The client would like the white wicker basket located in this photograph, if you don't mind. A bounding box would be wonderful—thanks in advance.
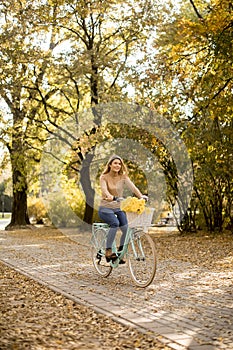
[126,208,155,228]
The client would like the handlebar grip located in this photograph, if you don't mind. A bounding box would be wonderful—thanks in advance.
[113,197,124,202]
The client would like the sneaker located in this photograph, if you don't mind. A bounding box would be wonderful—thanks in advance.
[119,259,126,264]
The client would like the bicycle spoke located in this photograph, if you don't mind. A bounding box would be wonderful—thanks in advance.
[91,227,112,277]
[128,232,157,287]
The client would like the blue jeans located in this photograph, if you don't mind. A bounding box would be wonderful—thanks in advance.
[98,207,128,249]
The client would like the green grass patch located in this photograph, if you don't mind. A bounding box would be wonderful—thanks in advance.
[0,212,11,220]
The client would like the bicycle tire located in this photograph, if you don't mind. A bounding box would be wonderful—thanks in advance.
[91,227,112,277]
[128,231,157,287]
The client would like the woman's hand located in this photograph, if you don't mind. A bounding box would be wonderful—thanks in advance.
[140,195,148,202]
[105,195,114,202]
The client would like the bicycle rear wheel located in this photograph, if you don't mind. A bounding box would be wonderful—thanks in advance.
[91,227,112,277]
[128,231,156,287]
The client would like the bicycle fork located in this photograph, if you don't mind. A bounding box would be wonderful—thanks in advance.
[130,235,146,261]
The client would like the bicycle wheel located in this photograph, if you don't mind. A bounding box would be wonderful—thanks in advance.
[128,231,157,287]
[91,227,112,277]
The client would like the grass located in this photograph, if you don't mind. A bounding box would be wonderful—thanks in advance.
[0,212,11,220]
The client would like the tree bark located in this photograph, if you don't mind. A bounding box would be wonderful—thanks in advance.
[6,138,30,230]
[80,152,95,225]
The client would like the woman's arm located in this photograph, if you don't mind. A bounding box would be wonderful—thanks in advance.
[124,176,144,199]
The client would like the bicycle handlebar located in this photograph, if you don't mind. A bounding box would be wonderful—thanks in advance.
[113,196,148,202]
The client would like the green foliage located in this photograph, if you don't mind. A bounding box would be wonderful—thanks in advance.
[46,190,85,228]
[0,182,5,195]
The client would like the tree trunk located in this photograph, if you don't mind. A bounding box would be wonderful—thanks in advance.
[78,59,100,225]
[6,180,29,229]
[80,153,95,225]
[6,139,30,230]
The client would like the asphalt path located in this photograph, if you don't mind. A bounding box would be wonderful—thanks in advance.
[0,216,11,230]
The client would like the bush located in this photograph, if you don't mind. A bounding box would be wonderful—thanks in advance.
[46,192,85,227]
[1,195,12,212]
[28,197,48,224]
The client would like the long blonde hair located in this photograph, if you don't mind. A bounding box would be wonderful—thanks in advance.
[102,155,128,175]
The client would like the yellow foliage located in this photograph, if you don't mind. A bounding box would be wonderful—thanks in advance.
[120,196,146,214]
[28,197,48,223]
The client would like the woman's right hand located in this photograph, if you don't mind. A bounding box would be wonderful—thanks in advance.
[105,195,114,202]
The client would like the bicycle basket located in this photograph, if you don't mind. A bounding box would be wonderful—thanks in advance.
[126,208,155,228]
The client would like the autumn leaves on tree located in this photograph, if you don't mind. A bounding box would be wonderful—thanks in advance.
[0,0,232,232]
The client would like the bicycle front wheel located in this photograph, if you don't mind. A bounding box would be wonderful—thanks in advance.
[128,231,157,287]
[91,228,112,278]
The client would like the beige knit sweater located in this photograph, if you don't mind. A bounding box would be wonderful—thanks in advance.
[99,173,143,209]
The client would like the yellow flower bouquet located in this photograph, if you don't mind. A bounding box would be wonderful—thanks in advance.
[120,196,146,214]
[121,197,154,228]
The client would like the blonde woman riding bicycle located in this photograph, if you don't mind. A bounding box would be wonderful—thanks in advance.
[98,155,148,263]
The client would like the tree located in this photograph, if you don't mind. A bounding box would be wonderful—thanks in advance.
[0,0,158,228]
[33,0,157,225]
[0,0,70,228]
[140,0,233,231]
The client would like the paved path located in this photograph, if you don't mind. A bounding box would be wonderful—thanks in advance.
[0,228,232,350]
[0,216,11,230]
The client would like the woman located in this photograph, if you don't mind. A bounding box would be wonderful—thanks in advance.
[98,155,147,262]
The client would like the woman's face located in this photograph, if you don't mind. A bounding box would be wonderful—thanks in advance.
[109,159,122,173]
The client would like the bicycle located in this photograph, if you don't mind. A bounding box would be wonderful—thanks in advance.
[91,207,157,288]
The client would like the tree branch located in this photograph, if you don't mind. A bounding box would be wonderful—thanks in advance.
[189,0,203,20]
[191,77,232,121]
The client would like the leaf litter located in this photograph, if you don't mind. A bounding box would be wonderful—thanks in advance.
[0,226,232,349]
